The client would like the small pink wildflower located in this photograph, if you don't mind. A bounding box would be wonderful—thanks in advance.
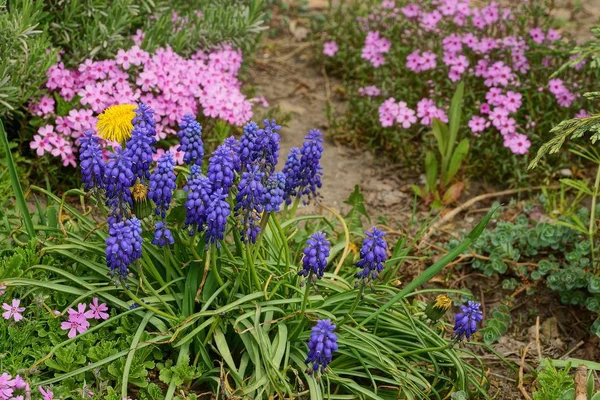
[575,109,589,119]
[505,133,531,155]
[529,28,545,44]
[61,318,90,339]
[40,386,54,400]
[358,86,381,97]
[2,299,25,322]
[468,116,487,135]
[323,41,339,57]
[85,298,109,320]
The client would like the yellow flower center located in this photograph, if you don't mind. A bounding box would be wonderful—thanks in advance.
[132,183,149,202]
[434,295,452,310]
[96,104,136,143]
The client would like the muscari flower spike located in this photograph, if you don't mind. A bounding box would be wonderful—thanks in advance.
[355,227,387,284]
[239,120,280,174]
[264,172,286,212]
[453,300,483,340]
[235,165,266,243]
[184,165,213,235]
[207,137,240,193]
[206,188,230,245]
[125,103,156,181]
[79,130,105,190]
[104,148,135,217]
[177,114,204,166]
[283,129,324,205]
[105,217,142,279]
[306,319,338,375]
[152,221,174,247]
[148,152,176,218]
[97,104,136,143]
[298,232,330,281]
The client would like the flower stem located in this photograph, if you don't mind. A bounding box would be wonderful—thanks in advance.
[338,288,362,326]
[291,282,311,339]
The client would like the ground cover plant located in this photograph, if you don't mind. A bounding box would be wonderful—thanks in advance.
[0,103,497,399]
[318,0,599,184]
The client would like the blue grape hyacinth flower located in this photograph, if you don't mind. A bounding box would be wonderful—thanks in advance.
[306,319,338,375]
[235,165,266,243]
[207,137,240,193]
[453,301,483,340]
[239,119,280,174]
[79,130,105,190]
[282,130,324,205]
[104,148,135,216]
[298,232,330,281]
[148,152,176,218]
[105,217,142,278]
[125,103,156,181]
[177,114,204,166]
[152,221,174,247]
[355,227,387,284]
[264,172,286,212]
[206,188,230,244]
[184,165,212,235]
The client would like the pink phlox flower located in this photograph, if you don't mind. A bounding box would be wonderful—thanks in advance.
[40,386,54,400]
[575,109,589,119]
[505,133,531,155]
[468,115,487,136]
[2,299,25,322]
[68,303,89,322]
[400,4,420,18]
[395,101,417,128]
[85,298,109,320]
[61,317,90,339]
[323,41,339,57]
[529,28,545,44]
[358,86,381,97]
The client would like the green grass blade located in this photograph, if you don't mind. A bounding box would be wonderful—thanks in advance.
[122,311,154,397]
[0,119,35,238]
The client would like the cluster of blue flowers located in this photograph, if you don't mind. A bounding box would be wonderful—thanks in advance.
[453,301,483,340]
[305,319,338,375]
[79,130,105,191]
[79,103,326,278]
[355,227,388,284]
[282,129,324,205]
[298,232,331,281]
[126,103,156,181]
[105,217,142,278]
[177,114,204,166]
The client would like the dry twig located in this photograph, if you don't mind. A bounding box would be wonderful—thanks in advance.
[535,316,542,361]
[575,364,588,400]
[518,344,533,400]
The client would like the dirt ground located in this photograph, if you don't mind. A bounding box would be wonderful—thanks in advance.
[248,0,600,398]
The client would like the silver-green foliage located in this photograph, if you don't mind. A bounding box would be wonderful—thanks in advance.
[0,0,58,118]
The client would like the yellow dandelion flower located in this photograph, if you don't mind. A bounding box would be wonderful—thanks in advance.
[96,104,136,143]
[434,295,452,310]
[131,183,149,202]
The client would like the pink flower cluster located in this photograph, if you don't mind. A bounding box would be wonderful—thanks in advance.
[361,31,391,68]
[379,97,448,128]
[334,0,587,156]
[406,50,437,73]
[548,78,576,107]
[0,373,30,400]
[358,86,381,97]
[60,298,109,339]
[468,88,530,154]
[30,40,255,166]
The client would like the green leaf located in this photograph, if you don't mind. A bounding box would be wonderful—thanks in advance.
[425,151,438,194]
[0,119,35,238]
[122,312,154,397]
[448,82,465,157]
[446,138,469,185]
[432,118,447,156]
[560,178,594,195]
